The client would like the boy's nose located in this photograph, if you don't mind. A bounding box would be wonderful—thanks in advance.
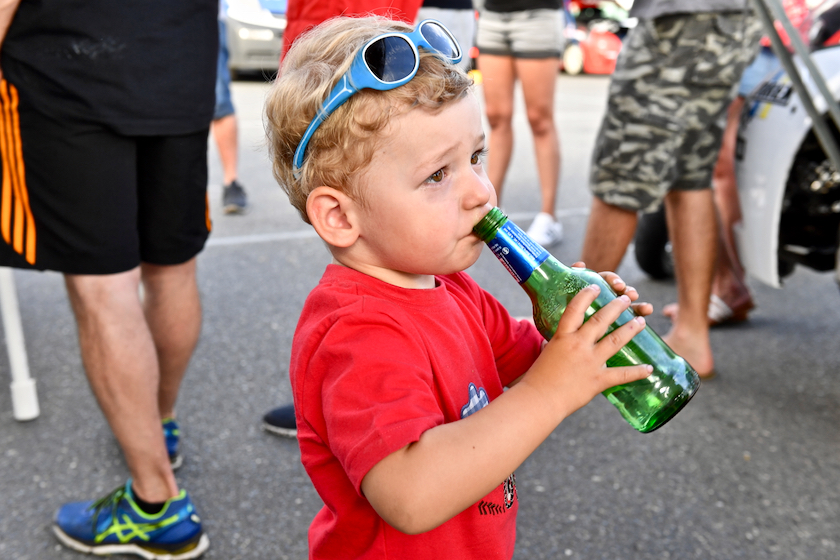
[464,171,495,209]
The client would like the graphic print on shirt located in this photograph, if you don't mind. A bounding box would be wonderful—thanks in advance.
[460,382,490,419]
[503,473,517,509]
[461,383,517,515]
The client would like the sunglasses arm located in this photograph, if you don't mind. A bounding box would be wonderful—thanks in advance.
[292,75,359,179]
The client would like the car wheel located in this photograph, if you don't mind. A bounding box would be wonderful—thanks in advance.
[634,204,674,280]
[563,43,584,75]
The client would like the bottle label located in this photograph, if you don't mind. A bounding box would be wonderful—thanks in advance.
[487,221,550,283]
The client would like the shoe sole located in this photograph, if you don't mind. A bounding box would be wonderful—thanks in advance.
[261,421,297,439]
[53,525,209,559]
[223,204,248,214]
[170,453,183,471]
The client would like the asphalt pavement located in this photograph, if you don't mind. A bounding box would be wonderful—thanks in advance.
[1,74,839,560]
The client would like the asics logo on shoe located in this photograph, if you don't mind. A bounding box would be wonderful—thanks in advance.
[95,512,181,543]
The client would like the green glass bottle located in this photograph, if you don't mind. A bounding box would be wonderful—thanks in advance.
[474,207,700,433]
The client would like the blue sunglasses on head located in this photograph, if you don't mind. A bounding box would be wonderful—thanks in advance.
[292,19,462,179]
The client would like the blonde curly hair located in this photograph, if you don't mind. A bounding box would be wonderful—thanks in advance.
[264,16,473,224]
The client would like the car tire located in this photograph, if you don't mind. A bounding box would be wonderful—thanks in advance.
[563,43,584,75]
[634,204,674,280]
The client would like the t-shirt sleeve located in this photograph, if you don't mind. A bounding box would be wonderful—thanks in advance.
[310,309,443,495]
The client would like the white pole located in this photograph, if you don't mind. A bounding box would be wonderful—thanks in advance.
[0,267,39,421]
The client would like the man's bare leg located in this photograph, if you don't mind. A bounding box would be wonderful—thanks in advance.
[662,189,716,377]
[710,97,753,309]
[64,258,201,502]
[663,97,753,324]
[141,259,202,418]
[580,196,638,273]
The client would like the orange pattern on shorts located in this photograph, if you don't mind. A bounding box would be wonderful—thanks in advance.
[0,80,36,264]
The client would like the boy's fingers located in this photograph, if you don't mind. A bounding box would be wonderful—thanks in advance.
[599,270,622,288]
[554,284,601,334]
[579,292,633,340]
[620,285,639,301]
[598,364,653,392]
[597,315,647,360]
[631,301,654,317]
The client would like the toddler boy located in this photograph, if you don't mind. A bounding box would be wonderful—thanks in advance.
[265,15,652,559]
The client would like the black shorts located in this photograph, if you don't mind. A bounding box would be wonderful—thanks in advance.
[0,80,211,275]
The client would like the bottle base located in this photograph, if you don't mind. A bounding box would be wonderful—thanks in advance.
[636,382,700,433]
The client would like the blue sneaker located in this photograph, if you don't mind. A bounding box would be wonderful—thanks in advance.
[53,480,209,559]
[261,403,297,438]
[162,418,183,470]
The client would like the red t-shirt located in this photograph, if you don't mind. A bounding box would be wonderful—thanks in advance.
[281,0,424,58]
[291,265,544,559]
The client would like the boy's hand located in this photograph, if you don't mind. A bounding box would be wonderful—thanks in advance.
[521,283,652,420]
[570,261,653,318]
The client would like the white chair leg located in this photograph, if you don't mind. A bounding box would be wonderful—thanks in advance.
[0,267,39,421]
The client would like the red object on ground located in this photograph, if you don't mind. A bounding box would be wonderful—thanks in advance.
[581,27,622,74]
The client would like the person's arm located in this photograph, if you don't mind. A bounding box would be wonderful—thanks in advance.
[0,0,22,81]
[361,285,652,534]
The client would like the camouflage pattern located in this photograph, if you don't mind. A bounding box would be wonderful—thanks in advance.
[590,12,764,212]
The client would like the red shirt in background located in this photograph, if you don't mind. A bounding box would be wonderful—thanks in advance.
[281,0,423,58]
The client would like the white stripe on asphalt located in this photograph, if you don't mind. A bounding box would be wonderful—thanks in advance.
[205,207,591,248]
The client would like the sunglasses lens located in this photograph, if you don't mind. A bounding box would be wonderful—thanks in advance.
[420,22,460,60]
[364,36,416,83]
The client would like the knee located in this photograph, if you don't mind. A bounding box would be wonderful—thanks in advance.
[141,259,198,294]
[485,108,513,131]
[64,269,143,320]
[526,108,555,137]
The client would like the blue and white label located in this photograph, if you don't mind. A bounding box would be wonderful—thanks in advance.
[487,221,550,284]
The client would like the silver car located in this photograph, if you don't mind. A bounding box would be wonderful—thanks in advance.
[226,0,286,78]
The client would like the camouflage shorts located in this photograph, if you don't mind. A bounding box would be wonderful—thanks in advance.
[589,11,763,212]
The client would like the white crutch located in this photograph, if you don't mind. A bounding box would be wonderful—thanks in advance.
[1,267,39,421]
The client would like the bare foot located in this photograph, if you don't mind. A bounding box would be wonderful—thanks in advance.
[662,302,679,322]
[662,293,754,327]
[662,330,715,379]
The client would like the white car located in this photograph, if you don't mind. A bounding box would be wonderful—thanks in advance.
[735,43,840,288]
[226,0,286,78]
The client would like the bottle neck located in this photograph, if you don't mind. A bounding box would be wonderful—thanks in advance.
[473,206,509,242]
[474,207,561,284]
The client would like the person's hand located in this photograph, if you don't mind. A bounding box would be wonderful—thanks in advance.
[570,260,653,317]
[520,283,652,420]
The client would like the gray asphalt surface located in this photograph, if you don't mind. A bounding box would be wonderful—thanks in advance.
[1,75,839,560]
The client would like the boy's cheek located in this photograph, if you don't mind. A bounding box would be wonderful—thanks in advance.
[464,242,484,266]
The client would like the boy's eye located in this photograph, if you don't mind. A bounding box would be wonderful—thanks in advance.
[471,148,488,165]
[426,169,445,183]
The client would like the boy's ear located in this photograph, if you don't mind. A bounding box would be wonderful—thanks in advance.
[306,186,360,248]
